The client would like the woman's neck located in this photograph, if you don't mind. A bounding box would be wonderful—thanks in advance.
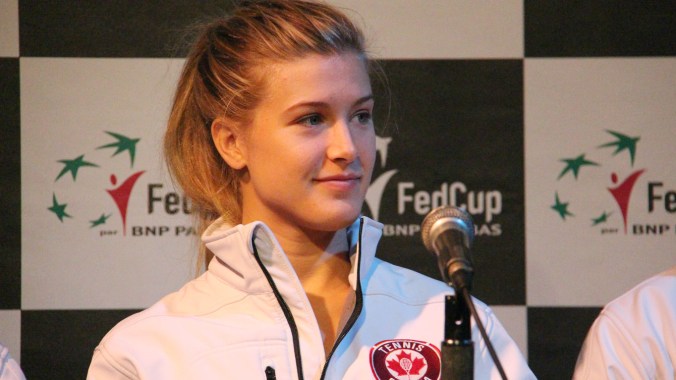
[266,225,354,355]
[280,229,349,280]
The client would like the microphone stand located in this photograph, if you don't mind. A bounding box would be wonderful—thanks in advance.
[421,206,508,380]
[441,265,508,380]
[443,292,473,380]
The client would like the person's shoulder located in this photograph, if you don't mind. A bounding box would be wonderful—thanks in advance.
[98,271,247,346]
[604,265,676,317]
[0,344,26,380]
[627,265,675,293]
[370,257,445,286]
[365,258,495,317]
[95,286,191,347]
[367,259,465,302]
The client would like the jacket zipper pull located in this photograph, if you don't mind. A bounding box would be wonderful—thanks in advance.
[265,366,277,380]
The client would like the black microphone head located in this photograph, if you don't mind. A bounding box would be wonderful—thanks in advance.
[421,206,475,253]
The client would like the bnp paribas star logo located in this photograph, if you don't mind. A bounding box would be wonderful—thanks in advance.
[552,130,643,234]
[48,131,145,236]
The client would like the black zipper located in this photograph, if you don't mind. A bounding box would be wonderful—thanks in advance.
[265,366,277,380]
[319,217,366,379]
[252,240,304,380]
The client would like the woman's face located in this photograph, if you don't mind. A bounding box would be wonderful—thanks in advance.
[234,52,376,235]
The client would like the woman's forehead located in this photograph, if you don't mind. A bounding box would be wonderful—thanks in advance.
[258,52,371,103]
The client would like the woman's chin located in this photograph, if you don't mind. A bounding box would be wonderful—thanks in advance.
[308,209,361,232]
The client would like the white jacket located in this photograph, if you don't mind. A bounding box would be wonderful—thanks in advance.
[573,266,676,379]
[88,217,534,379]
[0,344,25,380]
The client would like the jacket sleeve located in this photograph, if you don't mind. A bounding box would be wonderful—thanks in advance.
[0,345,26,380]
[87,346,138,380]
[572,311,650,380]
[474,306,536,380]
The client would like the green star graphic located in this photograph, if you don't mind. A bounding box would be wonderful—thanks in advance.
[598,130,640,166]
[557,154,599,180]
[591,211,612,226]
[48,194,71,222]
[90,213,112,228]
[55,154,99,181]
[97,131,141,167]
[551,192,574,220]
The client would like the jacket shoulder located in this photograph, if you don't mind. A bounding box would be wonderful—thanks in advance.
[366,258,451,303]
[97,271,249,346]
[365,258,494,313]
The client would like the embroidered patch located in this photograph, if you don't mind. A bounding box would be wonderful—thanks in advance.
[369,339,441,380]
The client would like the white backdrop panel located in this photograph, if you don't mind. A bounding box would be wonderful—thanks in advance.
[331,0,523,59]
[21,58,195,310]
[525,57,676,306]
[0,0,19,57]
[0,310,21,363]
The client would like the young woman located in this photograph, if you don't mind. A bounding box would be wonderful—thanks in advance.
[88,1,534,379]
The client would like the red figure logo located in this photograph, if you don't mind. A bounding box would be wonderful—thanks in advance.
[608,169,645,234]
[107,171,145,235]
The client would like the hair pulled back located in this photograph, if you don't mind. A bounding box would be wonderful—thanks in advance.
[164,0,368,269]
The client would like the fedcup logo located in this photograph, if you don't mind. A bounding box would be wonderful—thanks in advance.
[551,129,672,235]
[48,131,144,236]
[365,135,396,221]
[364,134,504,238]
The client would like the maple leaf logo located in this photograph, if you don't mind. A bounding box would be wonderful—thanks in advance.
[386,350,426,378]
[370,340,441,380]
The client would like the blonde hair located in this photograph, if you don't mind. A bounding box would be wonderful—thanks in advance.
[164,0,368,271]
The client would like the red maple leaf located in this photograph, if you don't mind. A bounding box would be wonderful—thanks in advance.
[386,350,427,376]
[409,356,426,375]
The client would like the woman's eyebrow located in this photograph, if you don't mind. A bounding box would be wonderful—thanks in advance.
[285,94,374,114]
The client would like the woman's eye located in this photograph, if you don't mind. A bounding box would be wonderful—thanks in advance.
[299,114,323,127]
[355,111,372,124]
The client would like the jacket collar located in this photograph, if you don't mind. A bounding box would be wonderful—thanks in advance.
[202,217,383,376]
[201,216,384,292]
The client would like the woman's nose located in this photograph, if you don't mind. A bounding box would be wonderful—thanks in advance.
[326,121,357,163]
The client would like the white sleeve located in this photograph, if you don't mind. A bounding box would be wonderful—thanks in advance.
[0,345,26,380]
[573,310,652,380]
[87,346,137,380]
[573,268,676,380]
[474,305,536,380]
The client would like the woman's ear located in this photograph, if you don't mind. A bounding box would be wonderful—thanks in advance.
[211,118,247,170]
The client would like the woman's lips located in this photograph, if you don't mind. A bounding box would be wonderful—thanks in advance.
[314,173,362,190]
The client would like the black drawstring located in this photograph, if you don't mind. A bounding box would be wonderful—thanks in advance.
[265,366,276,380]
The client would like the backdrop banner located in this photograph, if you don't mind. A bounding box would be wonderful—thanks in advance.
[1,1,674,379]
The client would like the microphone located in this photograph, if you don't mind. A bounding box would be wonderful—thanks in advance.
[422,206,509,379]
[421,206,475,291]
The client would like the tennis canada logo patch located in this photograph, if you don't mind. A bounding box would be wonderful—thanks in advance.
[370,339,441,380]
